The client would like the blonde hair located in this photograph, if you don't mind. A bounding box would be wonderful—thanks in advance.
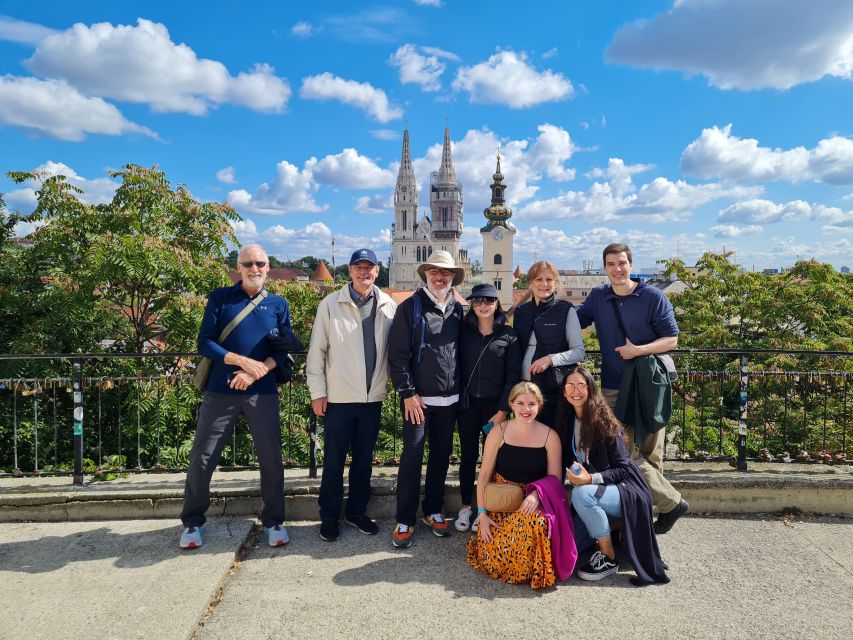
[527,260,561,290]
[508,381,544,408]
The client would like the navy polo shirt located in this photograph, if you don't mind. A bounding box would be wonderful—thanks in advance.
[197,282,296,394]
[576,279,679,390]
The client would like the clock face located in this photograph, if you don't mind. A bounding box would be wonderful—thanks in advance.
[492,228,504,241]
[401,186,407,192]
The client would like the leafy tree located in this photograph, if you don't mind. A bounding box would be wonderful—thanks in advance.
[513,274,527,289]
[470,259,482,276]
[7,164,239,357]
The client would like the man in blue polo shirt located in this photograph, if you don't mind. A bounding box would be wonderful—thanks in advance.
[576,243,688,534]
[179,244,302,549]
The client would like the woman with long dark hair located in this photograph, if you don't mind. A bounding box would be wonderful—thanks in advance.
[556,366,669,585]
[454,283,521,532]
[514,260,584,428]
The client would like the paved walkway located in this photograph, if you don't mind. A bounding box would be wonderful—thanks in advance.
[1,514,851,640]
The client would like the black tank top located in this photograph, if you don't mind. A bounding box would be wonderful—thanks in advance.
[494,428,549,484]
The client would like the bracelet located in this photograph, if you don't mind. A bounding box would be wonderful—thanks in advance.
[477,507,487,514]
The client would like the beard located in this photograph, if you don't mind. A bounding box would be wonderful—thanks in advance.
[427,283,451,300]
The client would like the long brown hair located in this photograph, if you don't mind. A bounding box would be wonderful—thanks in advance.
[555,366,620,451]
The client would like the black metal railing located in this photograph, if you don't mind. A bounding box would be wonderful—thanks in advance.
[0,349,850,484]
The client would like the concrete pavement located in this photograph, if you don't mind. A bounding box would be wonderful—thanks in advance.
[1,514,851,640]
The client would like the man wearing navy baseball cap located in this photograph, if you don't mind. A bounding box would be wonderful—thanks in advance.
[307,248,397,541]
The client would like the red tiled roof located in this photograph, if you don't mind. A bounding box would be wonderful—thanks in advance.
[310,261,334,281]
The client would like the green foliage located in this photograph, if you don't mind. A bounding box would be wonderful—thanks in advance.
[4,164,239,360]
[513,274,527,289]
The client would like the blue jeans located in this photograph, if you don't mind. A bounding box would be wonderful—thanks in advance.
[571,483,622,552]
[318,402,382,522]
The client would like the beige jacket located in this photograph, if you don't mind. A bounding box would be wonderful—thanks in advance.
[307,284,397,403]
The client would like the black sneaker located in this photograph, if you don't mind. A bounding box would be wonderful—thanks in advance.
[345,514,379,535]
[577,551,619,581]
[319,519,339,542]
[654,499,689,534]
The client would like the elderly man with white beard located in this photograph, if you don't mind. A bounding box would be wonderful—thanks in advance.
[387,250,465,549]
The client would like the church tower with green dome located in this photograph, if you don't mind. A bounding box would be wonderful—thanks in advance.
[480,152,516,307]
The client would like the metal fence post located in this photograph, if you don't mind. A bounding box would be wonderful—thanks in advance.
[73,360,84,485]
[737,354,749,471]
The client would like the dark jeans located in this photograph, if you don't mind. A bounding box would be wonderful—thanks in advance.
[318,401,382,522]
[181,392,284,528]
[395,402,457,526]
[456,396,499,505]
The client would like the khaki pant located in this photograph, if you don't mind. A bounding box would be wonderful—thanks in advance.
[602,388,681,514]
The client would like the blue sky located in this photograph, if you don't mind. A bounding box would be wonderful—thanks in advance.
[2,0,852,271]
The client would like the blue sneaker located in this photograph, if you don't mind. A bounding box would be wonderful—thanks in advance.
[179,526,203,549]
[265,524,289,547]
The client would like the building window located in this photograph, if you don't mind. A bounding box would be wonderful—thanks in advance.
[494,253,503,265]
[494,280,502,290]
[428,246,433,256]
[402,211,407,232]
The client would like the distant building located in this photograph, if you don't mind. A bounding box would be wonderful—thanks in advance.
[389,127,470,290]
[310,261,334,282]
[480,153,516,308]
[840,266,850,274]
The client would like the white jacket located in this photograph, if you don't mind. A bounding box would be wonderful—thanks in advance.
[306,285,397,403]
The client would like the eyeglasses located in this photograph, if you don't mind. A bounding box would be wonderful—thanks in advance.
[470,297,497,307]
[565,382,588,390]
[240,261,267,268]
[426,268,454,277]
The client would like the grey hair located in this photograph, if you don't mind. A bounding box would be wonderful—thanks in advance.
[238,243,268,260]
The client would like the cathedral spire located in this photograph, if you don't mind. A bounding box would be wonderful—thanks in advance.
[396,128,416,191]
[482,150,512,230]
[438,126,456,185]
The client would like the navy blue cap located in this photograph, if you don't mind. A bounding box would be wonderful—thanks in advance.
[466,283,499,300]
[349,248,378,265]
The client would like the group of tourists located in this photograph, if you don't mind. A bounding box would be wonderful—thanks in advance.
[178,240,685,588]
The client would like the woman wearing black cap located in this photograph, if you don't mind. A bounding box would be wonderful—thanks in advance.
[454,283,522,532]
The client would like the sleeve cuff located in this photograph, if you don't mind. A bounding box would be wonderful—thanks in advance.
[590,473,604,485]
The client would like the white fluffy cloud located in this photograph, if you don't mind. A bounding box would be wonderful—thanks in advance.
[0,16,56,44]
[682,125,853,185]
[520,159,758,223]
[710,224,763,238]
[0,75,155,141]
[355,194,394,214]
[227,161,325,215]
[25,19,290,114]
[389,44,453,92]
[719,198,853,228]
[606,0,853,90]
[232,218,392,263]
[216,167,237,184]
[414,0,442,6]
[306,148,396,189]
[5,161,119,212]
[370,129,400,141]
[452,50,574,108]
[300,72,403,122]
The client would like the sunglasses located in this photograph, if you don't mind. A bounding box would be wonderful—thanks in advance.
[470,297,497,306]
[240,260,267,268]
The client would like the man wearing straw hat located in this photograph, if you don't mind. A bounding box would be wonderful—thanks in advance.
[388,249,464,548]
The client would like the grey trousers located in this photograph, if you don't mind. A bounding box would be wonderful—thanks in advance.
[181,391,285,528]
[603,387,682,514]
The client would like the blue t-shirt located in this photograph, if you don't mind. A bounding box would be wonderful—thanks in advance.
[576,279,679,390]
[198,282,298,394]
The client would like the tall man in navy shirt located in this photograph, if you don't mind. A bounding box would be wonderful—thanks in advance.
[576,243,688,534]
[180,244,302,549]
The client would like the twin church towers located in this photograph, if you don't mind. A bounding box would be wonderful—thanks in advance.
[389,127,516,307]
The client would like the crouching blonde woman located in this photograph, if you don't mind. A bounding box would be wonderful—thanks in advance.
[466,382,577,589]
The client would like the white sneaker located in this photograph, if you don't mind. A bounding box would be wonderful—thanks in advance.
[179,526,203,549]
[455,505,472,531]
[265,524,289,547]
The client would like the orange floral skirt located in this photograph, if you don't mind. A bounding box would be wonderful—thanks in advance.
[466,474,555,589]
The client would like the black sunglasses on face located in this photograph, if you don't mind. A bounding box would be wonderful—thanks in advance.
[240,260,267,268]
[470,297,497,306]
